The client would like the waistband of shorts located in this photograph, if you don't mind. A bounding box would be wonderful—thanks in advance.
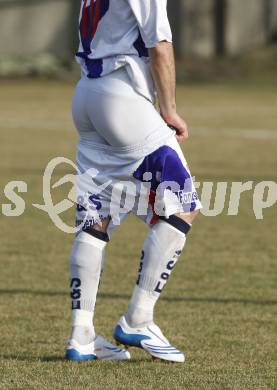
[78,66,134,95]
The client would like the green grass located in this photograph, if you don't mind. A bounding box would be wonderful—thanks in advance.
[0,79,276,389]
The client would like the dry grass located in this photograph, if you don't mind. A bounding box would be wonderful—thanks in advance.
[0,79,276,389]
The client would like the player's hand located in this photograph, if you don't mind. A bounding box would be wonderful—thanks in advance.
[162,112,189,143]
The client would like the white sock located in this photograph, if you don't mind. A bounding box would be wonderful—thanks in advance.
[69,231,107,344]
[125,221,187,328]
[125,285,157,327]
[71,310,95,345]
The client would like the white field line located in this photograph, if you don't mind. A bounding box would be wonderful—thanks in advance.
[192,127,277,140]
[0,121,72,132]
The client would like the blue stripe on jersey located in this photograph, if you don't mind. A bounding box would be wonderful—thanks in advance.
[133,32,149,58]
[86,58,103,78]
[76,0,110,78]
[99,0,110,22]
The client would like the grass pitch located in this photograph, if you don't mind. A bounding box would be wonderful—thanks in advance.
[0,79,276,389]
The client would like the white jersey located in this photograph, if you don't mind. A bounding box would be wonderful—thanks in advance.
[76,0,172,102]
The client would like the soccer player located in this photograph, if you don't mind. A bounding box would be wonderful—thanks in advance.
[66,0,201,362]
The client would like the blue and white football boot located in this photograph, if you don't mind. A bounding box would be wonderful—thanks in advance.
[66,335,131,361]
[113,316,185,363]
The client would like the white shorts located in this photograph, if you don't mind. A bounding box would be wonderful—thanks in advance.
[72,68,202,237]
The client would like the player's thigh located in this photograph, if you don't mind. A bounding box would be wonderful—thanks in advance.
[175,210,199,225]
[88,217,111,233]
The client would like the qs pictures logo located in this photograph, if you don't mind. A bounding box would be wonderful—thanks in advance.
[1,157,111,234]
